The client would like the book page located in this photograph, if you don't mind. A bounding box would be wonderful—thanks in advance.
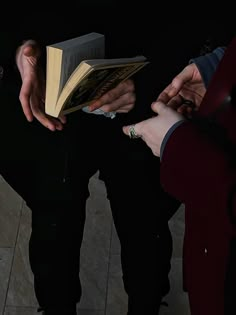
[61,61,148,114]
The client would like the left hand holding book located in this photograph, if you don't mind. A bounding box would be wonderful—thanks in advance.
[16,40,66,131]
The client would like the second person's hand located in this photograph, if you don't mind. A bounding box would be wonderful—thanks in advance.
[123,101,185,157]
[157,63,206,116]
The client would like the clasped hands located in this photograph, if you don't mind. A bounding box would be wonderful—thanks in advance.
[16,40,136,131]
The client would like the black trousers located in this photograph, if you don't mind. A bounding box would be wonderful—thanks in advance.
[29,162,178,314]
[27,112,180,314]
[1,81,180,314]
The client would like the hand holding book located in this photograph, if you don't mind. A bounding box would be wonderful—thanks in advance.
[16,39,137,131]
[88,79,135,113]
[16,40,66,131]
[45,32,148,118]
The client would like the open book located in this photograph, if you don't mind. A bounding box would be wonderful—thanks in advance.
[45,32,149,117]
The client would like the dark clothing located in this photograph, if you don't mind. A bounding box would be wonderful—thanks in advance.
[0,14,235,314]
[160,37,236,315]
[191,46,225,87]
[1,78,177,313]
[161,47,226,160]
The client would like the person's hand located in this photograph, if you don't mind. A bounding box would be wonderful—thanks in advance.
[157,63,206,116]
[122,101,185,157]
[16,40,66,131]
[88,79,135,113]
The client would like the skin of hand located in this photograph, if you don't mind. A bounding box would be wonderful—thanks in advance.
[16,40,66,131]
[88,79,136,113]
[122,101,185,157]
[157,63,206,116]
[16,41,135,130]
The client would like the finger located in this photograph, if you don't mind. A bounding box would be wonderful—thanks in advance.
[89,89,122,111]
[32,109,56,131]
[122,125,131,136]
[166,95,184,110]
[89,79,134,111]
[158,81,180,101]
[158,66,193,101]
[33,111,63,131]
[157,86,173,103]
[177,104,191,114]
[58,114,67,124]
[116,103,134,113]
[23,45,36,57]
[122,123,142,139]
[98,93,135,113]
[151,101,167,114]
[177,104,196,116]
[156,87,170,104]
[19,83,34,122]
[53,118,64,130]
[112,79,134,97]
[31,98,63,131]
[99,103,134,113]
[170,66,194,94]
[22,40,41,58]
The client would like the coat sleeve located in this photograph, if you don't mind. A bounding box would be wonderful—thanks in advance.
[160,121,235,207]
[190,47,226,88]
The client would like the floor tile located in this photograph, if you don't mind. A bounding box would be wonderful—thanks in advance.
[77,309,104,315]
[79,174,112,310]
[6,204,37,307]
[169,204,185,258]
[160,258,190,315]
[0,177,23,247]
[106,254,127,315]
[0,177,22,208]
[4,306,38,315]
[106,256,191,315]
[0,248,14,315]
[0,173,191,315]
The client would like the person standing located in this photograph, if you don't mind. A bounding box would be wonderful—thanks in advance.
[123,35,236,315]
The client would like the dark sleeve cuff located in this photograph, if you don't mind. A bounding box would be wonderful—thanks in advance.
[160,119,186,161]
[189,47,225,88]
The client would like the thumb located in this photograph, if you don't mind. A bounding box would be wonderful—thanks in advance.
[151,101,166,114]
[122,125,130,136]
[22,40,41,58]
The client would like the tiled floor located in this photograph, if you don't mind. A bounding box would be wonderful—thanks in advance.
[0,173,191,315]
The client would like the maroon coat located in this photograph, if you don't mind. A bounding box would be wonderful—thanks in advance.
[160,38,236,315]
